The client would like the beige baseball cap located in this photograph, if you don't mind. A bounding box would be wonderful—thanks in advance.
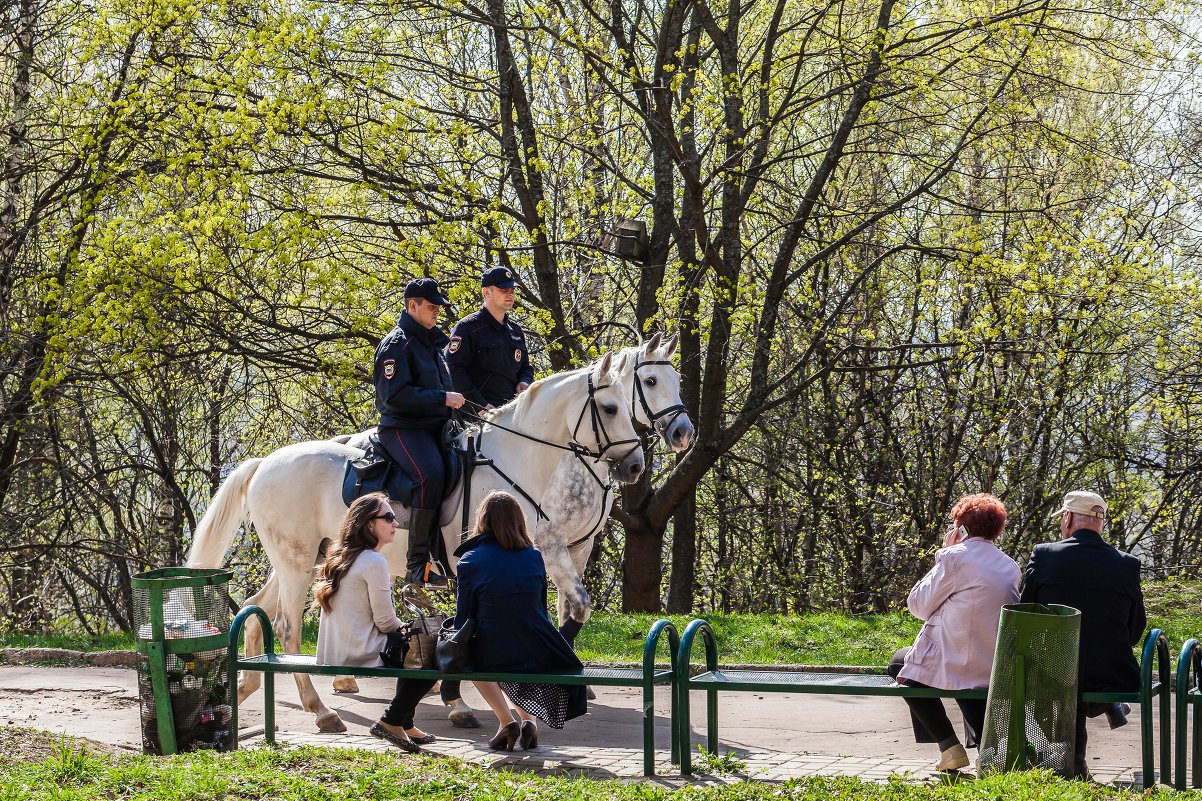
[1050,490,1107,519]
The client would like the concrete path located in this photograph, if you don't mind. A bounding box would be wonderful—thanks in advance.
[0,666,1166,787]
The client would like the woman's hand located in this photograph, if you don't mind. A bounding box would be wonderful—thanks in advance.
[942,522,964,548]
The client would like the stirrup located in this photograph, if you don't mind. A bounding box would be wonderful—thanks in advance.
[405,562,450,589]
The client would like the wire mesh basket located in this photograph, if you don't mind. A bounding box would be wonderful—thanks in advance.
[133,567,234,755]
[978,603,1081,777]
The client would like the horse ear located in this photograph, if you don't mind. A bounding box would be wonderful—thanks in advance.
[595,351,614,379]
[612,349,630,373]
[663,333,679,357]
[645,332,662,354]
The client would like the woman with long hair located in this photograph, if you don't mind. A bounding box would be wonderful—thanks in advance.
[314,491,436,752]
[452,491,587,751]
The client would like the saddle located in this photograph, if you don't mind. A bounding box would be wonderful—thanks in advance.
[341,420,463,520]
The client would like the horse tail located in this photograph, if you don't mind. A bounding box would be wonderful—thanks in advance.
[186,457,264,568]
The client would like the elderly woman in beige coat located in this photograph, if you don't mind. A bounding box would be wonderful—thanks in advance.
[887,493,1020,773]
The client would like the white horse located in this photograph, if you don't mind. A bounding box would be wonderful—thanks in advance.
[186,348,684,732]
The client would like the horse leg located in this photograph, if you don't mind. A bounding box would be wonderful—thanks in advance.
[275,571,346,732]
[236,574,280,703]
[439,680,481,728]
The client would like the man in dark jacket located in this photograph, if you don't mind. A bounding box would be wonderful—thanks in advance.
[1019,490,1147,777]
[374,278,465,586]
[446,267,533,409]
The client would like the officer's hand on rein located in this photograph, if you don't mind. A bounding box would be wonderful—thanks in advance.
[445,392,465,409]
[517,382,529,393]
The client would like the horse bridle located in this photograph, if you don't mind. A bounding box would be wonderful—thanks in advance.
[570,371,643,465]
[462,357,688,555]
[632,355,689,443]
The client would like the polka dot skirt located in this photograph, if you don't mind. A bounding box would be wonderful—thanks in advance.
[501,682,571,729]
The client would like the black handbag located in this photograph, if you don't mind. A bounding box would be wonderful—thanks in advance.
[380,627,413,669]
[435,617,477,673]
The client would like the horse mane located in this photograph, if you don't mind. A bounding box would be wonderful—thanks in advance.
[489,360,598,423]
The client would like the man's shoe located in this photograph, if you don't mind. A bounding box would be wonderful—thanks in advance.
[935,743,970,772]
[1106,702,1131,729]
[405,564,448,588]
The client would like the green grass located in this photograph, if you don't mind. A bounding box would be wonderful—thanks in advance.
[0,739,1195,800]
[574,611,918,665]
[4,579,1200,667]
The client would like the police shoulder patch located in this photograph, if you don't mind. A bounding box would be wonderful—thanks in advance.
[383,359,396,379]
[448,337,461,354]
[514,348,522,362]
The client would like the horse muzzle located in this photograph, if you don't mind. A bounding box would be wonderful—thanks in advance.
[665,416,695,452]
[613,449,645,484]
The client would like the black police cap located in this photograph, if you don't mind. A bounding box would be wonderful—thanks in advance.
[403,278,452,305]
[481,267,516,289]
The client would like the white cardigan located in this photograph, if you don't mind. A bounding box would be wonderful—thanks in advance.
[898,537,1020,690]
[315,550,403,668]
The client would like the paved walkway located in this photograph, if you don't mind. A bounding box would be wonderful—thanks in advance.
[0,666,1163,788]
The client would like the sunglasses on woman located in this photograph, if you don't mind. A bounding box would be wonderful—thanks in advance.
[373,511,397,523]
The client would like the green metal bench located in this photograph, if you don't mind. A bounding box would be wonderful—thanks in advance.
[1173,638,1202,789]
[227,605,680,775]
[675,618,1172,786]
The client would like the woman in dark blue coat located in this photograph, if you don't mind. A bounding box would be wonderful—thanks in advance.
[452,491,587,750]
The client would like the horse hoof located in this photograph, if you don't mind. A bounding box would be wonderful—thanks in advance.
[586,686,597,701]
[316,711,347,733]
[449,710,481,729]
[331,678,360,694]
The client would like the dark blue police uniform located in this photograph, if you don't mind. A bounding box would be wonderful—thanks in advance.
[374,311,452,510]
[446,308,533,407]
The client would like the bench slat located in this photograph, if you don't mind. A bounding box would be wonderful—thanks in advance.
[688,669,1152,702]
[691,669,987,699]
[235,653,672,686]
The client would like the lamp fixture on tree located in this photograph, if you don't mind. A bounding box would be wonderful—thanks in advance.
[601,218,649,263]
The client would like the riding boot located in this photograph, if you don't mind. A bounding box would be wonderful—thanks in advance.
[405,508,448,588]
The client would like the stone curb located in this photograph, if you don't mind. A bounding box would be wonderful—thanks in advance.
[0,647,139,668]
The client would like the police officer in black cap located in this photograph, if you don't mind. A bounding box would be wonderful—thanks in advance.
[446,267,534,409]
[374,278,465,587]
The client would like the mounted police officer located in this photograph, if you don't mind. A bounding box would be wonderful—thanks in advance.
[446,267,534,409]
[374,278,465,587]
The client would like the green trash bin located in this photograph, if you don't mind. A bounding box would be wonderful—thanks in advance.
[978,603,1081,777]
[133,567,234,755]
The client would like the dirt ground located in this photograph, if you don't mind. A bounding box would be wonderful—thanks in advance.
[0,664,1153,774]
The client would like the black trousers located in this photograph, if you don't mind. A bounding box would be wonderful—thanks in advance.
[379,426,444,511]
[888,647,986,748]
[381,678,438,729]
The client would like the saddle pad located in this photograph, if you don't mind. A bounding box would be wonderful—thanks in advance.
[340,449,463,529]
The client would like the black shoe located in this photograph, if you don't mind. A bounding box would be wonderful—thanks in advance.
[407,732,437,745]
[370,721,420,753]
[519,720,538,750]
[1106,703,1130,729]
[489,721,520,751]
[405,564,448,588]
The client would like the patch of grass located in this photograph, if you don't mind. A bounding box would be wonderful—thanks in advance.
[0,630,136,652]
[692,745,749,775]
[575,611,918,665]
[0,737,1193,800]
